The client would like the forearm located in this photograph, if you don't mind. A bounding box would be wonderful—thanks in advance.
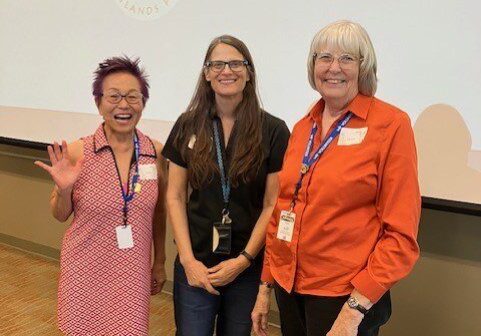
[166,197,195,265]
[243,204,275,257]
[152,208,167,264]
[50,186,73,222]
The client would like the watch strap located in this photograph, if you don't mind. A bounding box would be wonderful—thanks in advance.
[260,280,274,288]
[240,250,255,264]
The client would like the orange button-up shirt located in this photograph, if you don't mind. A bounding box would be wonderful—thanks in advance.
[261,94,421,303]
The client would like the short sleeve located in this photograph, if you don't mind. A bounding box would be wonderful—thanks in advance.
[267,118,290,173]
[161,117,188,168]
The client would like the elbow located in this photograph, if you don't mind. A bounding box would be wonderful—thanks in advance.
[53,212,70,223]
[51,207,71,223]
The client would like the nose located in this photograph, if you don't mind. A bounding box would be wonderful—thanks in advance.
[117,96,130,108]
[328,58,342,72]
[220,63,234,75]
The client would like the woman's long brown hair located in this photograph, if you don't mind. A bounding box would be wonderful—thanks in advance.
[173,35,264,189]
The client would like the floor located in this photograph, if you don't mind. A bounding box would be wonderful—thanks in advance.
[0,243,281,335]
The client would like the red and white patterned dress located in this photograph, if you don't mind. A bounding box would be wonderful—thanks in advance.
[57,125,158,336]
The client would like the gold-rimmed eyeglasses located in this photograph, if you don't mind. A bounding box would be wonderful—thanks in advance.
[313,52,363,69]
[101,89,143,104]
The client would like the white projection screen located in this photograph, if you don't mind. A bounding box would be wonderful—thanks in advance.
[1,0,480,207]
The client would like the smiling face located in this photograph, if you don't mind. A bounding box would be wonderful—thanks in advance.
[204,43,250,102]
[314,46,360,108]
[97,72,144,135]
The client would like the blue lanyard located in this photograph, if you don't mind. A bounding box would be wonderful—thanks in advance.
[212,119,231,220]
[290,112,353,210]
[121,134,140,225]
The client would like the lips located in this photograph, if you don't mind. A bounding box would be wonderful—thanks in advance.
[324,79,346,84]
[114,114,133,121]
[218,78,237,85]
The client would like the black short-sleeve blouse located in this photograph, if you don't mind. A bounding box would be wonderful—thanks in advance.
[162,112,290,267]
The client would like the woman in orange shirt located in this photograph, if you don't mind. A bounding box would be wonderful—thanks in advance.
[251,20,421,336]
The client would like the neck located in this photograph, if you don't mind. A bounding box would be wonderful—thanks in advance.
[323,94,356,118]
[104,125,134,152]
[215,94,242,120]
[323,103,347,119]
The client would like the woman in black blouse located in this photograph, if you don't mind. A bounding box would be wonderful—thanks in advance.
[162,35,290,336]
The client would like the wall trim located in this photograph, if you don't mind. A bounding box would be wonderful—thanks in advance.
[0,233,60,260]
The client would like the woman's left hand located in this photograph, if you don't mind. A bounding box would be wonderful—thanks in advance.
[151,263,167,295]
[207,256,250,287]
[326,305,363,336]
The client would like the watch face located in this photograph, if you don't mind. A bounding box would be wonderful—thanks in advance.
[347,297,357,308]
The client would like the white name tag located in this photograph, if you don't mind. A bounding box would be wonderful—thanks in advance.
[338,127,368,146]
[139,164,157,180]
[277,210,296,242]
[116,225,134,249]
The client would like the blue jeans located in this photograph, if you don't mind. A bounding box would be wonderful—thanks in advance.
[173,256,261,336]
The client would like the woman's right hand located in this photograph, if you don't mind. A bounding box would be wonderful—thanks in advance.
[252,285,272,336]
[183,258,220,295]
[35,140,83,194]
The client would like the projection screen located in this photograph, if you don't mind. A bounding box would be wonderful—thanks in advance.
[1,0,480,207]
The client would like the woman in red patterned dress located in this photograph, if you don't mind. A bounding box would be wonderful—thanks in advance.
[35,56,167,335]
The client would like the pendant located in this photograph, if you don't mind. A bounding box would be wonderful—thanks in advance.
[300,164,309,175]
[134,183,142,193]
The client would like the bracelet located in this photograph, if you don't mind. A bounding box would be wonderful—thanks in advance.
[260,280,274,288]
[240,250,255,265]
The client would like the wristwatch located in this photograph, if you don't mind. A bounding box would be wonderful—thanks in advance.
[240,250,255,265]
[260,280,274,288]
[347,296,369,315]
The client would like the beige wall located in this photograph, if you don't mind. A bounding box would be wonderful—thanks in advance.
[1,144,480,335]
[0,143,178,283]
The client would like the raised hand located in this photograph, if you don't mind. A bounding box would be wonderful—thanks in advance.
[35,140,83,193]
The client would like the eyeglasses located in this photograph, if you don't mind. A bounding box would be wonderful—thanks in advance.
[101,90,143,104]
[205,60,249,73]
[313,52,362,69]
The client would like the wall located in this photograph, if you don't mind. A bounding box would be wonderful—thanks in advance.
[0,144,480,335]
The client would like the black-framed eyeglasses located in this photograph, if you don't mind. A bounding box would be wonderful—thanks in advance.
[205,60,249,73]
[313,52,363,69]
[101,89,143,104]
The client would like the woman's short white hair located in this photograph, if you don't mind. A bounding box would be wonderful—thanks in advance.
[307,20,377,96]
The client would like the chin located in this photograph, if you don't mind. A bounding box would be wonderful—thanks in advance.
[216,90,243,99]
[322,92,347,100]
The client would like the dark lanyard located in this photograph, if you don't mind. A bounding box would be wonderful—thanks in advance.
[212,119,232,224]
[121,134,140,226]
[290,112,353,211]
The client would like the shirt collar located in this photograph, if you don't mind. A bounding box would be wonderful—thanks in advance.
[93,124,157,158]
[308,94,373,122]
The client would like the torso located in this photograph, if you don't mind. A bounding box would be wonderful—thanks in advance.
[163,112,290,267]
[220,116,235,148]
[57,126,161,335]
[111,147,134,185]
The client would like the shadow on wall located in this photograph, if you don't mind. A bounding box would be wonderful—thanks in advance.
[414,104,481,204]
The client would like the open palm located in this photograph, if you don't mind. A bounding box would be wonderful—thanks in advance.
[35,141,83,192]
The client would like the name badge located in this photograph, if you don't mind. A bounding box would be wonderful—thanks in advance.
[116,225,134,249]
[139,164,157,180]
[338,127,368,146]
[277,210,296,242]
